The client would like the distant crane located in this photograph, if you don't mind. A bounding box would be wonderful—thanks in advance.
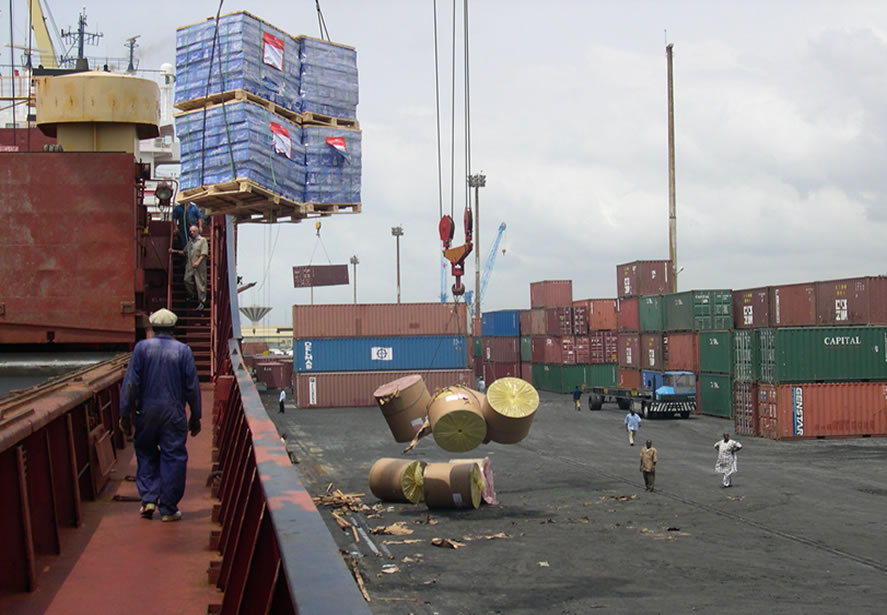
[441,222,507,316]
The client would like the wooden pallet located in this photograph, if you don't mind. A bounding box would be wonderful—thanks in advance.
[179,179,360,223]
[301,111,360,130]
[174,89,302,125]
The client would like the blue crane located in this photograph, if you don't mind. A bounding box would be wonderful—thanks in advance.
[441,222,507,315]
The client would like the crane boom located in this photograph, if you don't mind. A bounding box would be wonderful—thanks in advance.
[28,0,59,68]
[466,222,506,317]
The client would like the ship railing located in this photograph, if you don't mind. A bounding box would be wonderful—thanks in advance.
[207,340,371,614]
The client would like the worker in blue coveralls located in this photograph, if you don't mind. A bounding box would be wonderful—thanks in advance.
[171,202,203,249]
[118,308,202,522]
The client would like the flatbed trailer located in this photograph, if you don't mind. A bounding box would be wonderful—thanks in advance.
[586,371,697,419]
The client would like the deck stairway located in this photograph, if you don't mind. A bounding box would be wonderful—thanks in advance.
[170,235,212,382]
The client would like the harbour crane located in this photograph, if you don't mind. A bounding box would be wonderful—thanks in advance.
[441,222,506,316]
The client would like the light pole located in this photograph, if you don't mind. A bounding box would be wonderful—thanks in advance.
[468,173,486,327]
[349,255,359,304]
[391,225,404,304]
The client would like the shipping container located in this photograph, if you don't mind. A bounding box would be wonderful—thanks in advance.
[520,362,533,384]
[531,336,575,365]
[519,310,532,334]
[483,336,520,363]
[473,356,483,378]
[815,276,887,326]
[531,364,592,393]
[527,309,547,336]
[617,367,641,389]
[256,361,288,389]
[294,369,473,408]
[698,330,732,374]
[481,310,521,337]
[617,297,640,332]
[639,295,665,332]
[292,303,468,338]
[733,329,759,383]
[641,369,664,392]
[733,381,758,437]
[586,299,618,330]
[664,289,733,331]
[640,333,666,370]
[770,282,816,327]
[616,260,671,298]
[589,331,618,364]
[241,341,270,355]
[545,307,573,336]
[757,382,887,439]
[520,336,532,362]
[757,384,778,440]
[732,287,770,329]
[664,332,698,372]
[574,336,591,364]
[617,333,640,368]
[530,280,573,308]
[572,305,588,335]
[699,373,732,418]
[483,362,521,383]
[758,327,887,383]
[590,364,618,387]
[294,336,468,372]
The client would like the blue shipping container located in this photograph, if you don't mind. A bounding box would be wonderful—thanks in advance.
[481,310,521,337]
[294,336,468,372]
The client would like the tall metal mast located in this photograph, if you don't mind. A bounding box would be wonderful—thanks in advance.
[666,43,678,293]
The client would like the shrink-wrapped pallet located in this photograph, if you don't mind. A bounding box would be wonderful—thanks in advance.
[300,37,359,120]
[303,126,362,204]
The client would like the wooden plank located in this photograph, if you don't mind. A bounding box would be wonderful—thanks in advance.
[174,89,302,124]
[301,111,360,130]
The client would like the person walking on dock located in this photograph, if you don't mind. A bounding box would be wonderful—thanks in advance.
[279,388,286,414]
[640,439,658,492]
[624,408,641,446]
[714,432,743,488]
[572,386,582,411]
[118,309,202,522]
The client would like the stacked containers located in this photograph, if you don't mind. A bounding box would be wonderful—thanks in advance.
[291,303,471,407]
[616,261,670,390]
[528,281,588,392]
[733,276,887,439]
[175,11,361,206]
[480,310,521,384]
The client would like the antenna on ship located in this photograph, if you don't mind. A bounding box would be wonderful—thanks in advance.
[125,35,140,73]
[666,34,678,293]
[60,8,102,70]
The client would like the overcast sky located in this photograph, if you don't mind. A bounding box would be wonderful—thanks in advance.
[4,1,887,326]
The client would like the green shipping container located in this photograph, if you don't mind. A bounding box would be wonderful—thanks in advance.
[520,336,532,362]
[699,373,733,418]
[532,363,592,393]
[758,327,887,383]
[698,330,732,374]
[589,363,618,387]
[664,289,734,332]
[472,336,483,358]
[639,295,665,332]
[733,329,759,383]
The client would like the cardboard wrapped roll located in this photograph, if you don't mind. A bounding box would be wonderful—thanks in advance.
[448,457,497,505]
[373,375,432,443]
[482,377,539,444]
[423,461,484,509]
[427,386,487,453]
[368,458,427,504]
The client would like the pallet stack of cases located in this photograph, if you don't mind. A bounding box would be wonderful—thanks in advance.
[480,310,522,385]
[616,260,671,391]
[732,276,887,440]
[174,11,362,211]
[291,303,472,408]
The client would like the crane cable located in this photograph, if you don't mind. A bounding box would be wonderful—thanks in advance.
[314,0,331,41]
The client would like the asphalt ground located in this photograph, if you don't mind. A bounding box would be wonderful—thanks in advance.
[261,389,887,615]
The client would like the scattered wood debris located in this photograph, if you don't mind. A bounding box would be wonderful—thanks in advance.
[379,564,400,575]
[461,532,510,541]
[538,561,550,567]
[431,537,466,549]
[344,554,371,602]
[312,485,368,513]
[382,538,423,545]
[414,514,439,526]
[371,521,414,536]
[727,495,745,501]
[609,494,638,502]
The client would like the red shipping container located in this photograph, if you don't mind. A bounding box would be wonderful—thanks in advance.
[519,310,531,334]
[618,367,641,389]
[531,336,575,364]
[525,309,546,335]
[530,280,573,308]
[545,307,573,336]
[759,382,887,440]
[640,333,665,370]
[560,336,576,365]
[617,333,640,368]
[483,337,520,363]
[815,276,887,326]
[733,381,759,437]
[484,362,521,383]
[665,332,698,372]
[531,336,547,364]
[292,303,468,338]
[617,297,639,332]
[242,341,270,355]
[473,357,483,378]
[571,306,588,335]
[574,336,590,364]
[769,282,816,327]
[589,299,618,330]
[589,331,618,364]
[757,384,778,440]
[295,369,473,408]
[616,260,671,298]
[732,287,770,329]
[521,362,533,383]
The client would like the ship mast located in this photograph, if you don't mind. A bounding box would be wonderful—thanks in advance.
[666,42,678,293]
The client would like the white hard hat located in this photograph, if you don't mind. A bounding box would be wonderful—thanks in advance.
[149,308,178,327]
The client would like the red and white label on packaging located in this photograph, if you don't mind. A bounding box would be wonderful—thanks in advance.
[270,122,292,159]
[262,32,284,71]
[325,136,347,154]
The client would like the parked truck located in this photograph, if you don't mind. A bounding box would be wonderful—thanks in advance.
[586,371,696,419]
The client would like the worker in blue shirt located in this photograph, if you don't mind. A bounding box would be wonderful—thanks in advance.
[119,308,202,522]
[572,386,582,411]
[624,408,642,446]
[171,202,203,249]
